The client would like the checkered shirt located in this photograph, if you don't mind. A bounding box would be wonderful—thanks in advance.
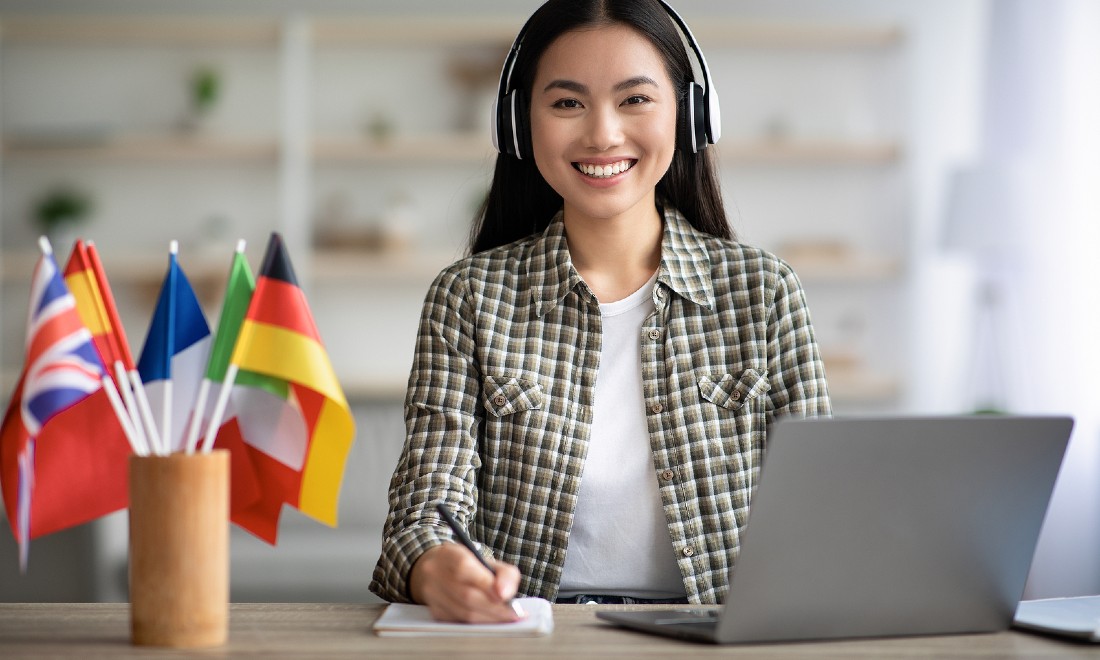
[370,208,832,604]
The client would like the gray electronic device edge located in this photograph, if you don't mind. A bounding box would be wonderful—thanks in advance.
[596,416,1073,644]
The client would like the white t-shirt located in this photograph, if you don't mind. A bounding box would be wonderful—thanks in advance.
[558,271,686,599]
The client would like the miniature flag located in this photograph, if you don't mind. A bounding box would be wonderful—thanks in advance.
[0,240,130,567]
[137,244,211,454]
[63,241,129,371]
[221,233,355,543]
[184,242,263,526]
[64,240,148,456]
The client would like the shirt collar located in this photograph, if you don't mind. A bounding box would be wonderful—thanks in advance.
[527,207,715,317]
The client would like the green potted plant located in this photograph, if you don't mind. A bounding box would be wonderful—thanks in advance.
[33,185,93,247]
[180,65,221,132]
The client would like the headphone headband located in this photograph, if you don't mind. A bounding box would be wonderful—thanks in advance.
[492,0,721,159]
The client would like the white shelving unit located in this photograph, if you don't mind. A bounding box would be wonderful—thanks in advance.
[0,6,918,604]
[0,13,908,410]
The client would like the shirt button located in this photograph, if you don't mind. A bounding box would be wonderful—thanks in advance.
[682,546,695,558]
[493,395,507,407]
[648,329,662,340]
[650,402,664,414]
[660,470,675,482]
[731,391,741,401]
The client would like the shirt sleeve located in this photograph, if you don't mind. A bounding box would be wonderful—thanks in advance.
[765,261,833,420]
[369,265,484,602]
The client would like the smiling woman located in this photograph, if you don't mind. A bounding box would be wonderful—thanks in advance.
[371,0,832,624]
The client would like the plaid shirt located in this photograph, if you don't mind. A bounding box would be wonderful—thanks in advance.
[370,208,831,604]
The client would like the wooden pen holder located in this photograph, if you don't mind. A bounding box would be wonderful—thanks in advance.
[128,450,229,648]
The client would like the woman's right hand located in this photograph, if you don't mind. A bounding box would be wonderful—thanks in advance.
[407,542,523,623]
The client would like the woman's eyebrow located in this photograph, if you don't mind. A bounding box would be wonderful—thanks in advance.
[614,75,659,92]
[543,79,588,94]
[541,75,659,95]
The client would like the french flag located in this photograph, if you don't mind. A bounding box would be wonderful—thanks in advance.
[137,242,211,454]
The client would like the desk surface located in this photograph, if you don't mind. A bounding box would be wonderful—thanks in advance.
[0,602,1094,658]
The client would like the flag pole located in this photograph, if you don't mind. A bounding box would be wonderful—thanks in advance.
[200,363,238,454]
[101,374,147,456]
[130,370,164,456]
[160,240,179,452]
[183,380,211,455]
[114,361,151,454]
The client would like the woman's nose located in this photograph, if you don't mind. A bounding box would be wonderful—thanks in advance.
[583,105,625,151]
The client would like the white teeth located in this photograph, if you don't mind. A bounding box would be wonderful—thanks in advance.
[577,160,634,178]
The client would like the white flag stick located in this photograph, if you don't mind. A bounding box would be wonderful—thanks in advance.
[162,379,173,453]
[159,240,180,453]
[129,370,164,456]
[183,379,211,455]
[200,363,239,454]
[101,374,147,456]
[114,361,149,455]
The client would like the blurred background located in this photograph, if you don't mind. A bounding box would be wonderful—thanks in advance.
[0,0,1096,603]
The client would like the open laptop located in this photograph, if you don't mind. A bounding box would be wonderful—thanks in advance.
[597,416,1073,644]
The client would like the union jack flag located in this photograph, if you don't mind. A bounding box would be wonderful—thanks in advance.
[1,242,109,569]
[21,251,106,436]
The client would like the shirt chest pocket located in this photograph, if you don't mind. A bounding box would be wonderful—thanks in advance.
[483,375,544,417]
[697,368,770,411]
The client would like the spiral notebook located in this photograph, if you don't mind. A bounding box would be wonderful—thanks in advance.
[373,597,554,637]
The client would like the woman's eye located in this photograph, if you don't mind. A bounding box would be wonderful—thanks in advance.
[552,98,583,109]
[623,95,650,106]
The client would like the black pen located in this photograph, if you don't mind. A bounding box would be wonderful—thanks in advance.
[435,503,525,617]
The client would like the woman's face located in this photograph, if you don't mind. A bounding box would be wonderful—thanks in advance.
[529,23,678,226]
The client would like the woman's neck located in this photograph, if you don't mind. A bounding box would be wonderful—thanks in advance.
[563,204,663,303]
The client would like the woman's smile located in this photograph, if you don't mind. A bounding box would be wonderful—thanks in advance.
[573,159,638,179]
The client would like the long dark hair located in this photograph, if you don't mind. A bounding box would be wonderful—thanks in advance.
[468,0,732,255]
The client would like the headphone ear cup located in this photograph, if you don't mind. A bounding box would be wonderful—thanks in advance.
[513,90,531,160]
[497,89,530,160]
[497,90,516,158]
[679,81,707,154]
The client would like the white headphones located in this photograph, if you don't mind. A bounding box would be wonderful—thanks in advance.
[491,0,722,159]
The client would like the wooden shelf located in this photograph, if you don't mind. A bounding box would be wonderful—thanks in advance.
[1,248,459,286]
[827,369,902,404]
[0,15,901,50]
[315,135,898,166]
[718,139,901,165]
[0,17,281,47]
[340,370,903,404]
[781,253,903,283]
[1,249,234,285]
[311,17,518,47]
[313,134,493,165]
[694,21,902,48]
[310,17,902,49]
[309,248,459,283]
[0,133,897,167]
[1,134,280,164]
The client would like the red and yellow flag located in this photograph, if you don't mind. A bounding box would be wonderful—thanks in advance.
[225,233,355,543]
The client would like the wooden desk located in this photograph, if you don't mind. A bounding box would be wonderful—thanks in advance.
[0,603,1093,658]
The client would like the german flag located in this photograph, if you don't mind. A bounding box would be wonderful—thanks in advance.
[227,233,355,543]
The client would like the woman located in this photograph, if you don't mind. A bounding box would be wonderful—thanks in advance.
[371,0,831,622]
